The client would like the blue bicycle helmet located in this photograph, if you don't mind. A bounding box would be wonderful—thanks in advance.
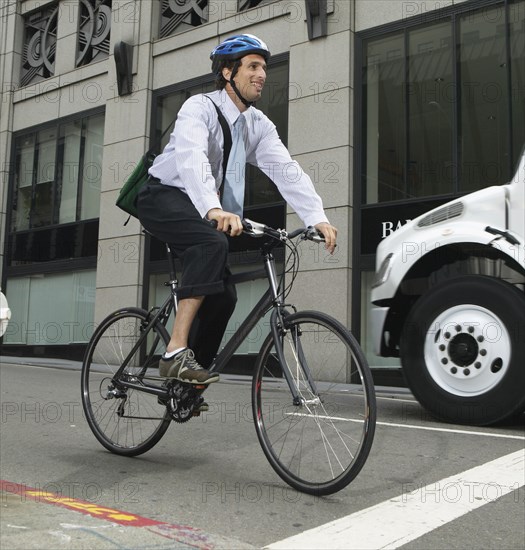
[210,34,270,75]
[210,35,270,107]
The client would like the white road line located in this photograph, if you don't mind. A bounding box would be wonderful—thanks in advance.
[377,420,525,440]
[266,449,525,550]
[376,396,418,404]
[286,413,525,440]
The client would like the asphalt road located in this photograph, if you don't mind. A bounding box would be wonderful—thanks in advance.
[1,358,524,549]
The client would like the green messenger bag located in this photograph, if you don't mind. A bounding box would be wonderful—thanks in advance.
[115,150,156,220]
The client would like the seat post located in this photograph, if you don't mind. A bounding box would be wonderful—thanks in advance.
[164,243,179,313]
[165,242,177,281]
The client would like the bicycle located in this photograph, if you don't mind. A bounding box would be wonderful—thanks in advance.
[81,219,376,495]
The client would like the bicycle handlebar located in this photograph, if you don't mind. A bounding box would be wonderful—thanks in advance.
[242,218,325,243]
[206,217,325,243]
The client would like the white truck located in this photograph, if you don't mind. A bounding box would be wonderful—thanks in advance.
[0,289,10,338]
[371,149,525,426]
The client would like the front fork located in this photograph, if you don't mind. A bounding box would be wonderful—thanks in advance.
[263,250,320,406]
[269,308,321,406]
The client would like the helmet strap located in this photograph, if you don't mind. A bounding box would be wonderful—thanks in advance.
[228,60,254,108]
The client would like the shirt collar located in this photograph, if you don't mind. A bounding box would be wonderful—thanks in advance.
[216,89,250,126]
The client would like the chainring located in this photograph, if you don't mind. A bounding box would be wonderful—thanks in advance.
[165,381,205,423]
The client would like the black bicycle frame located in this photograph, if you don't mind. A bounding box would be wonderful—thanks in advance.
[115,242,312,404]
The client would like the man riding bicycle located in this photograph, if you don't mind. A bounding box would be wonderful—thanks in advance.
[137,34,337,385]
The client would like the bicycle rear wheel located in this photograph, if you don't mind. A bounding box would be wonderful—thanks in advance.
[81,308,171,456]
[252,311,376,495]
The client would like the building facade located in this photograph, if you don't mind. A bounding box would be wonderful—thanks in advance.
[0,0,523,382]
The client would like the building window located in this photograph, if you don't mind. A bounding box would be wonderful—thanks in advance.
[2,270,96,347]
[510,0,525,164]
[77,0,112,67]
[21,3,58,87]
[361,0,525,205]
[239,0,274,10]
[458,6,510,192]
[159,0,208,38]
[11,112,104,233]
[3,111,104,355]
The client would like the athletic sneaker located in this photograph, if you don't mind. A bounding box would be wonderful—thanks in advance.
[159,348,219,384]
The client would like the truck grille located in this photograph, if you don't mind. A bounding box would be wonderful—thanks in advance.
[417,201,464,227]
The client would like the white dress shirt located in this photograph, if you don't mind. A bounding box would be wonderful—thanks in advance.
[149,89,329,228]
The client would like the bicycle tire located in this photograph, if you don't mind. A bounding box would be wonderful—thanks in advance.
[81,307,172,456]
[252,311,376,495]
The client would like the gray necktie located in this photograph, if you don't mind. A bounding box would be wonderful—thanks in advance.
[222,115,246,217]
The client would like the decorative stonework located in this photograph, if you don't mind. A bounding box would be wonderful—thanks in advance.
[77,0,112,67]
[159,0,208,38]
[21,5,58,87]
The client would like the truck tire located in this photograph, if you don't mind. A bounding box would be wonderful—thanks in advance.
[400,275,525,426]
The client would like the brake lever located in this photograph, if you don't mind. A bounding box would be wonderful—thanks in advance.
[304,227,325,243]
[242,218,266,237]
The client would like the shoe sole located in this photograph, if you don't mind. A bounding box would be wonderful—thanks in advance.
[161,373,220,385]
[158,358,219,384]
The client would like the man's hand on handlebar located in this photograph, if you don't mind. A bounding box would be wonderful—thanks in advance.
[314,222,338,255]
[207,208,243,237]
[206,211,337,253]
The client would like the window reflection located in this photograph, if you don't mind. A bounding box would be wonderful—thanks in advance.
[362,1,524,204]
[459,6,510,190]
[408,22,454,197]
[364,33,405,203]
[11,112,104,232]
[510,0,525,168]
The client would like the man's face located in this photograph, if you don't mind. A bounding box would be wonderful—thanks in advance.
[223,54,267,102]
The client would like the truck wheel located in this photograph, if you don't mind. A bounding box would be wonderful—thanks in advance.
[401,275,525,426]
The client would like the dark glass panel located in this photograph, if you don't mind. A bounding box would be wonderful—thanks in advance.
[459,5,510,190]
[510,0,525,170]
[408,22,454,197]
[363,33,406,203]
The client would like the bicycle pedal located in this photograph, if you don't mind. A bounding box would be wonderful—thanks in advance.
[193,401,209,416]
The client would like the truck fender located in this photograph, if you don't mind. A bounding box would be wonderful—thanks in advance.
[374,221,524,302]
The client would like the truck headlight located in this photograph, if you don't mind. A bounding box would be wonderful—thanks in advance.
[372,253,393,288]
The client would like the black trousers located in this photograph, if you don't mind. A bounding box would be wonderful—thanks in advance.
[137,180,237,368]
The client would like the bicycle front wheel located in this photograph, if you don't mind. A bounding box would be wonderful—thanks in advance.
[252,311,376,495]
[81,308,171,456]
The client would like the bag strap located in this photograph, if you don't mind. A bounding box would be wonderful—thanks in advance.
[205,95,233,194]
[148,95,233,190]
[148,116,177,156]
